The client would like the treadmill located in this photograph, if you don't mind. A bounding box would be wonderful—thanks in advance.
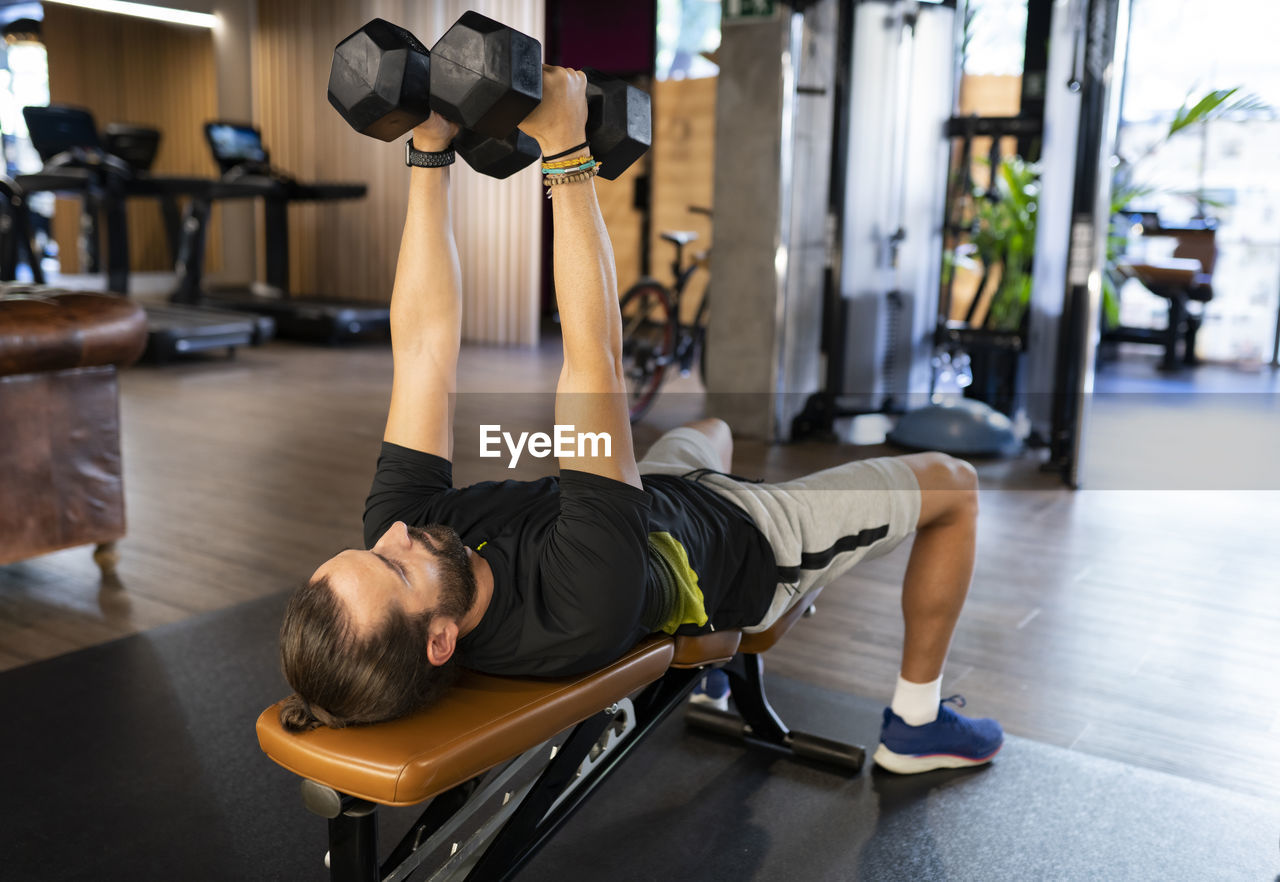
[19,105,273,364]
[188,121,388,344]
[0,170,54,284]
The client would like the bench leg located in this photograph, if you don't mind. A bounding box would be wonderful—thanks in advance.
[687,653,866,773]
[299,782,380,882]
[724,653,789,742]
[327,808,379,882]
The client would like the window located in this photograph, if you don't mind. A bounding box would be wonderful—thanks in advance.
[1118,0,1280,364]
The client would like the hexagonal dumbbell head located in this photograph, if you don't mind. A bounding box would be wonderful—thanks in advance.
[429,11,541,140]
[328,19,431,142]
[454,128,541,180]
[584,70,651,181]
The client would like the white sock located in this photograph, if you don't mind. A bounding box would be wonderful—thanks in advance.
[890,674,942,726]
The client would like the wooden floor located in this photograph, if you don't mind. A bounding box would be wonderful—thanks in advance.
[2,338,1277,804]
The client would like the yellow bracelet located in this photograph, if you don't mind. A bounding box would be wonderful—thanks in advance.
[541,154,595,169]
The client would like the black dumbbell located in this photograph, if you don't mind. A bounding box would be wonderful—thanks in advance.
[582,68,652,181]
[429,13,649,180]
[327,14,650,181]
[326,17,538,179]
[427,12,542,142]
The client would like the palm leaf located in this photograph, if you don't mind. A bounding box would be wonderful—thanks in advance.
[1168,88,1237,136]
[1163,189,1232,209]
[1168,87,1273,137]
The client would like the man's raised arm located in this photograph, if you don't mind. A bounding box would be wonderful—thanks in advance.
[383,115,463,461]
[520,67,642,490]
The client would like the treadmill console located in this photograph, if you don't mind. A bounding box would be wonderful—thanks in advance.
[104,124,161,172]
[23,104,102,161]
[205,121,269,174]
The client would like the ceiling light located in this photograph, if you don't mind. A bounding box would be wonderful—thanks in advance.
[42,1,217,29]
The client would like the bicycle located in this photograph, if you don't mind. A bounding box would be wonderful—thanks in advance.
[619,206,711,422]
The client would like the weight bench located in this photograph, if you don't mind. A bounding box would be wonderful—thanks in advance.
[256,586,865,881]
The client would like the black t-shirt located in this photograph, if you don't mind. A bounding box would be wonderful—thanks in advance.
[363,442,777,677]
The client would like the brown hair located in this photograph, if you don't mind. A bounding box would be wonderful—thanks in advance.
[277,574,459,732]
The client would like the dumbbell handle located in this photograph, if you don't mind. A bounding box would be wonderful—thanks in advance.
[430,60,618,161]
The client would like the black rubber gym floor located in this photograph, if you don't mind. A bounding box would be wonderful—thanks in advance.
[0,592,1276,881]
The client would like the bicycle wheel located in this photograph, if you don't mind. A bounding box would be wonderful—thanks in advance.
[619,280,675,422]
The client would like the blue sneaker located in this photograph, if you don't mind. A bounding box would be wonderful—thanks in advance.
[689,668,731,712]
[872,695,1003,774]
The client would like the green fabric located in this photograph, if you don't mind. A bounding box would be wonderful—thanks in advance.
[647,531,708,635]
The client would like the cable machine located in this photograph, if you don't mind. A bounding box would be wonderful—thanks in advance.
[793,0,1129,484]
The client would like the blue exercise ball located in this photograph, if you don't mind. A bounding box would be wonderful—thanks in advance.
[887,398,1021,457]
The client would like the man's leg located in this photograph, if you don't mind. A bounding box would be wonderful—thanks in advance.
[897,452,978,684]
[675,418,733,472]
[677,442,1001,772]
[874,452,1002,773]
[634,418,733,477]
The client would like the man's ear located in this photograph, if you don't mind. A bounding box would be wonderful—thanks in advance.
[426,618,458,667]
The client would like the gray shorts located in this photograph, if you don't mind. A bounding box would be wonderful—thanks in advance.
[637,427,921,633]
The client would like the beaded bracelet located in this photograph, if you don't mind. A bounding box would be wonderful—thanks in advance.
[543,161,601,196]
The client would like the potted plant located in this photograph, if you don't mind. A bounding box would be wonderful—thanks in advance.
[971,154,1039,332]
[939,153,1039,416]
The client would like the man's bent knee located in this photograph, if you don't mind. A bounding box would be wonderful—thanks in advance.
[901,452,978,528]
[683,418,732,472]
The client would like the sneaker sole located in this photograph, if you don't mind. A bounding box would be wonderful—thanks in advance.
[871,742,1002,774]
[688,693,730,713]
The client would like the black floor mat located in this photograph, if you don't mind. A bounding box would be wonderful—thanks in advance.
[522,678,1280,881]
[0,593,1276,881]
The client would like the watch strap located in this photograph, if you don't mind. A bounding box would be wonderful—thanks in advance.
[405,138,455,168]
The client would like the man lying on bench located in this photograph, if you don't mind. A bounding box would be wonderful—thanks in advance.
[277,64,1002,776]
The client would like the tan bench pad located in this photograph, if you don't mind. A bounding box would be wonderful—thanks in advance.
[256,636,675,806]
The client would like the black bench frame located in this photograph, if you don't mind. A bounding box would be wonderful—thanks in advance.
[302,649,865,882]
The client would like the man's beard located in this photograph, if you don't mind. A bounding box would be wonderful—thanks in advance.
[407,524,478,621]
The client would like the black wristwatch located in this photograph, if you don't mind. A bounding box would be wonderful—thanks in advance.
[405,138,455,168]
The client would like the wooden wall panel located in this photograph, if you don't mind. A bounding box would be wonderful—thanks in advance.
[254,0,544,345]
[43,6,220,277]
[443,0,545,346]
[957,73,1023,189]
[959,74,1022,115]
[650,76,717,322]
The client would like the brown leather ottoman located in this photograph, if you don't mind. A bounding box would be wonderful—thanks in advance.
[0,287,147,577]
